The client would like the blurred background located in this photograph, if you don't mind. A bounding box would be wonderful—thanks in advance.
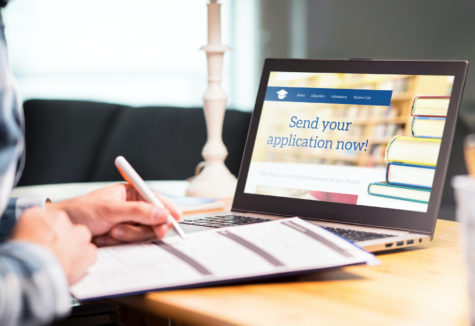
[4,0,475,114]
[3,0,475,219]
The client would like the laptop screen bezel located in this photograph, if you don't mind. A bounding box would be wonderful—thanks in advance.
[232,58,468,236]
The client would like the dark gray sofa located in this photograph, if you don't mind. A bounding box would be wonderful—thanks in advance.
[18,99,251,185]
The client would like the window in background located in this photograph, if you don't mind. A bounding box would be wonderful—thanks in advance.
[227,0,260,111]
[3,0,258,110]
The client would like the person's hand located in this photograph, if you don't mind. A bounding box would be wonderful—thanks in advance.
[47,183,182,246]
[11,207,96,284]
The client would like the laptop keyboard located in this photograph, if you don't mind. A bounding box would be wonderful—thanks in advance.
[181,215,268,228]
[322,227,393,242]
[180,215,394,242]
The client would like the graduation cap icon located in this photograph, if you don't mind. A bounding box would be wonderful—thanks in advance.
[277,89,288,100]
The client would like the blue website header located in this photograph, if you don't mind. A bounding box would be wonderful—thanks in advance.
[265,86,393,106]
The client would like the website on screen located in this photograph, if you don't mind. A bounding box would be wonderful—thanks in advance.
[244,72,454,212]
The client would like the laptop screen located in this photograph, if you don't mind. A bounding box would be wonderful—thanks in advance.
[243,71,454,213]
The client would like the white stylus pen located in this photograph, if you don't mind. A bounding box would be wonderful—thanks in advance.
[114,156,187,240]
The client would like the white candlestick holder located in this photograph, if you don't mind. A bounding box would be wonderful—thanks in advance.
[186,0,237,198]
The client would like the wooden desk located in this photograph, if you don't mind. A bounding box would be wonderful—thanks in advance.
[116,219,469,326]
[12,183,469,325]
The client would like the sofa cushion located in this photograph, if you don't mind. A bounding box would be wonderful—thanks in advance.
[90,106,207,181]
[20,99,125,185]
[91,106,252,181]
[18,99,251,185]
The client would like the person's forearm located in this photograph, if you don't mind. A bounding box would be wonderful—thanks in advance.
[0,240,71,325]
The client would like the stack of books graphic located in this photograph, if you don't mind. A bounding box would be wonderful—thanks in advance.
[368,96,450,203]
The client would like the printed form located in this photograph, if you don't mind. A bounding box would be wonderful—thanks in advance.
[71,218,376,300]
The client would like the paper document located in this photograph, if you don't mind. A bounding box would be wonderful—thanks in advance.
[71,217,376,300]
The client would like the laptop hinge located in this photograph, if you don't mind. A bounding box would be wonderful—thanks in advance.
[231,208,293,218]
[348,57,373,61]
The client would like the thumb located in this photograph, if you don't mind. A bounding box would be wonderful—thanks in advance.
[106,201,170,226]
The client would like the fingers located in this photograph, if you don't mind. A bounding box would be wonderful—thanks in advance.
[54,212,93,244]
[69,243,97,284]
[153,224,170,239]
[110,224,156,242]
[123,184,183,222]
[105,201,170,226]
[73,224,93,243]
[94,223,171,247]
[93,235,123,247]
[65,219,97,284]
[153,193,183,222]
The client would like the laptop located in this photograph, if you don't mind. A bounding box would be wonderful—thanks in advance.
[180,58,468,252]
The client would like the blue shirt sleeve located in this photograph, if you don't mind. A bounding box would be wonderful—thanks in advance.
[0,8,72,325]
[0,197,49,242]
[0,241,70,325]
[0,198,16,242]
